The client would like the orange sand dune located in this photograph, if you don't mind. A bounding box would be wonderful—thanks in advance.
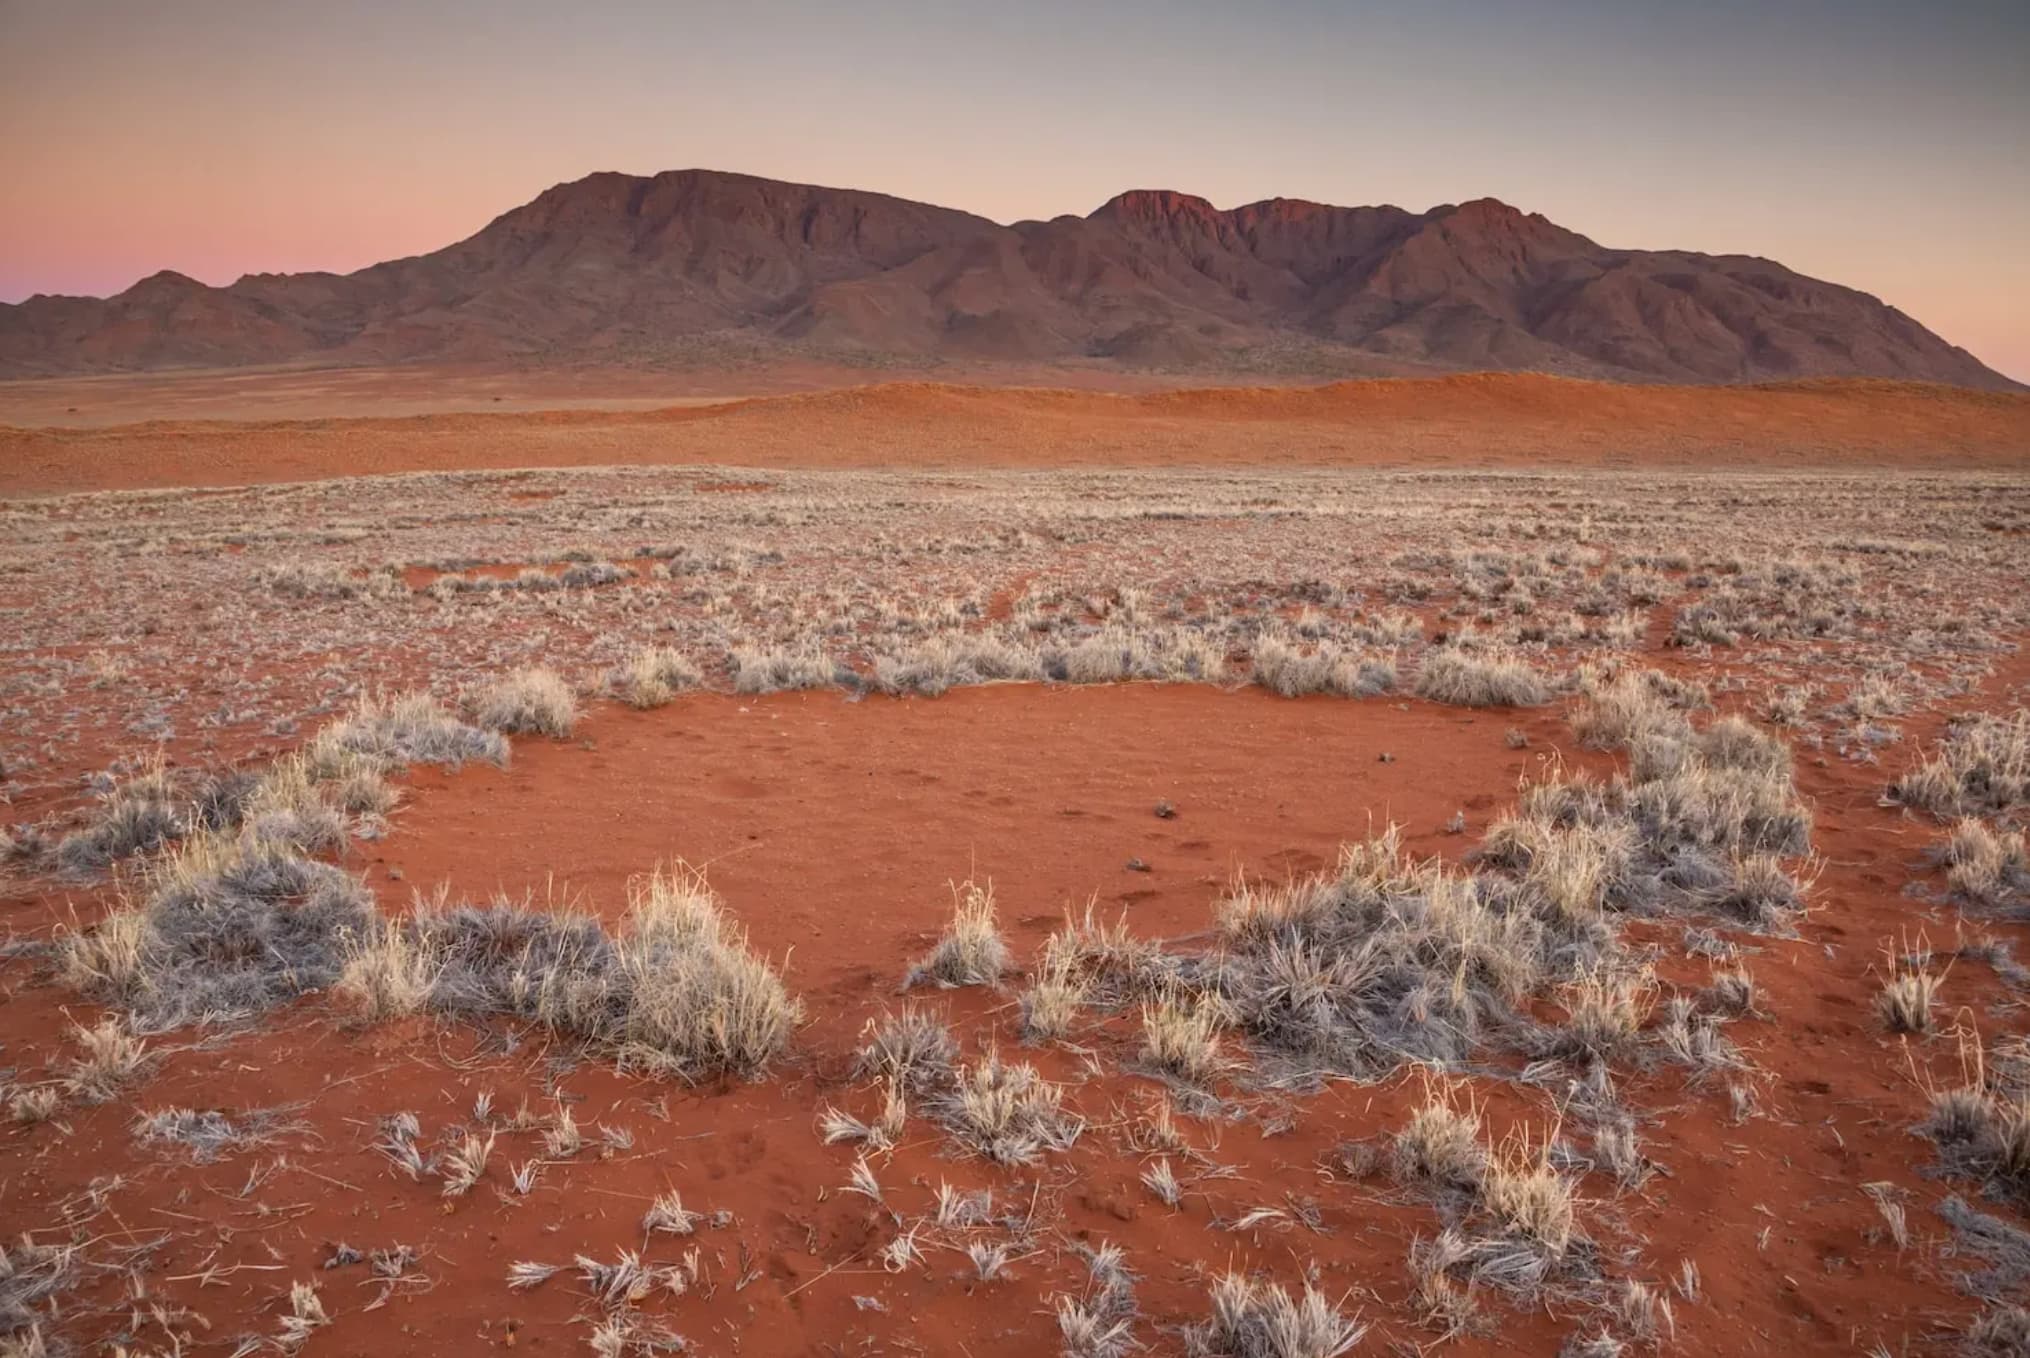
[2,372,2025,495]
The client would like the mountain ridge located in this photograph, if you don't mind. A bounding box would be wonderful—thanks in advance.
[2,167,2013,389]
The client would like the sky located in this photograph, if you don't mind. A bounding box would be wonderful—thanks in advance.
[2,0,2026,379]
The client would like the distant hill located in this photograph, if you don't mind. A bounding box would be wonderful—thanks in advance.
[0,169,2013,388]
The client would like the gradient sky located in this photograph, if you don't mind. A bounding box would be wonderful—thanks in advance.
[3,0,2026,378]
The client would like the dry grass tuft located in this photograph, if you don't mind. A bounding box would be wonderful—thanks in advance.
[906,878,1010,989]
[1415,646,1552,708]
[1185,1272,1366,1358]
[942,1047,1083,1164]
[469,666,579,737]
[54,758,185,875]
[1056,1242,1138,1358]
[610,647,702,708]
[1943,819,2028,908]
[856,1003,959,1091]
[335,916,442,1021]
[1139,994,1227,1085]
[1391,1082,1488,1192]
[351,862,800,1080]
[1020,955,1088,1041]
[60,1017,149,1103]
[1250,632,1396,699]
[1875,956,1943,1034]
[1890,710,2029,818]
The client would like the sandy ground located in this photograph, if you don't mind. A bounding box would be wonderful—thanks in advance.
[0,360,1213,428]
[2,376,2028,1355]
[1,372,2026,496]
[6,674,2028,1356]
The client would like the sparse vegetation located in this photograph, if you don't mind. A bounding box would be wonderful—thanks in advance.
[6,460,2027,1354]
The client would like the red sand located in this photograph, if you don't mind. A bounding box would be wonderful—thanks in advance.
[6,680,2026,1354]
[2,372,2026,495]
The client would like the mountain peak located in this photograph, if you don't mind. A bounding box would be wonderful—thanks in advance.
[1089,189,1221,224]
[121,269,205,297]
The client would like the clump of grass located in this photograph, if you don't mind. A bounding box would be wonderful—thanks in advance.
[1140,994,1226,1085]
[1040,902,1176,1007]
[1655,996,1746,1076]
[1415,647,1552,708]
[1703,965,1757,1016]
[335,916,442,1021]
[731,643,841,694]
[308,691,508,772]
[968,1241,1016,1281]
[0,1236,73,1339]
[1141,1157,1181,1207]
[1407,1229,1484,1338]
[1965,1303,2030,1357]
[1614,1278,1676,1347]
[275,1281,329,1350]
[1185,1272,1366,1358]
[1044,625,1226,685]
[873,632,1045,696]
[439,1132,494,1197]
[358,862,801,1080]
[55,759,185,875]
[1547,969,1653,1062]
[60,832,373,1029]
[643,1190,699,1237]
[1020,956,1088,1041]
[1943,819,2028,908]
[469,667,578,737]
[61,1017,149,1103]
[1922,1059,2030,1205]
[133,1106,279,1162]
[1391,1082,1487,1192]
[1875,952,1943,1035]
[1250,633,1395,699]
[1056,1242,1138,1358]
[905,879,1010,989]
[856,1003,959,1094]
[1889,710,2030,818]
[237,755,349,855]
[610,647,701,709]
[1480,1127,1578,1258]
[940,1047,1082,1164]
[1572,669,1684,750]
[10,1086,62,1125]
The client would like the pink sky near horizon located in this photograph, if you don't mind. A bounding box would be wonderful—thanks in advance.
[3,1,2025,381]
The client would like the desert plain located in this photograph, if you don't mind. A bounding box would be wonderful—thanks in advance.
[1,365,2028,1358]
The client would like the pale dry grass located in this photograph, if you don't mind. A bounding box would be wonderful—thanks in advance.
[470,666,579,737]
[906,878,1010,989]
